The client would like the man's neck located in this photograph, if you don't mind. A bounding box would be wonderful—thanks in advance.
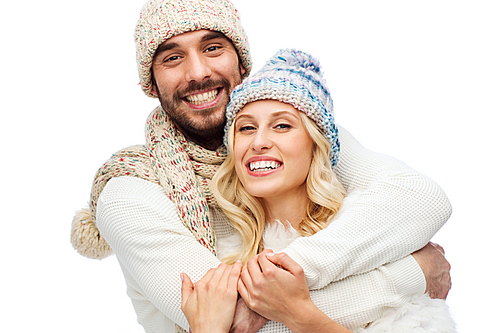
[175,126,224,151]
[189,136,223,151]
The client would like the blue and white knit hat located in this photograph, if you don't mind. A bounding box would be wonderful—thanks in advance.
[224,49,340,167]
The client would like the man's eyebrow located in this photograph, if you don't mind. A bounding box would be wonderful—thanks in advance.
[154,41,179,57]
[199,31,227,43]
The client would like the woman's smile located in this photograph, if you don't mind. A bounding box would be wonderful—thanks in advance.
[233,100,313,201]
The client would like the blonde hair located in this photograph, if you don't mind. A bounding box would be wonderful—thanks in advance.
[212,112,345,264]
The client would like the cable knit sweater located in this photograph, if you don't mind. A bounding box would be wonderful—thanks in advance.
[96,125,452,332]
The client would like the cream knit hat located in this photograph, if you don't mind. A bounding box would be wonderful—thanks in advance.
[135,0,252,97]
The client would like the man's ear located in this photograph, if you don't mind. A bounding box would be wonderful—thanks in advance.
[240,63,246,77]
[151,84,158,97]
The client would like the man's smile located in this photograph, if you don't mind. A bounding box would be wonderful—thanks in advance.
[184,88,222,108]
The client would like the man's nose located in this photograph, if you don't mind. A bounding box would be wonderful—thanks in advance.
[185,53,212,83]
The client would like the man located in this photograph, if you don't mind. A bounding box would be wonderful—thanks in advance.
[71,0,452,332]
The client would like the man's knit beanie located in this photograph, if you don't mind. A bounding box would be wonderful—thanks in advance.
[135,0,252,98]
[224,49,340,167]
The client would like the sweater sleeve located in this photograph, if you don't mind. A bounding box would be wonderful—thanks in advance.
[282,125,452,290]
[309,255,426,330]
[258,255,425,332]
[96,176,428,332]
[96,176,221,331]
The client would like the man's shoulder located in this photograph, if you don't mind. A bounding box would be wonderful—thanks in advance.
[101,176,165,202]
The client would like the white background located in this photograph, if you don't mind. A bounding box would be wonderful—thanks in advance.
[1,0,498,332]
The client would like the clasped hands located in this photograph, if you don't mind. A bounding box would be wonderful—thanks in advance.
[181,242,451,333]
[181,249,306,333]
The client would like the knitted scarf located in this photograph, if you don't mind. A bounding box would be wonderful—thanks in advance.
[71,106,226,259]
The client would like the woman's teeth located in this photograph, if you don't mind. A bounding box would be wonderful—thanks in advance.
[185,89,218,105]
[249,161,281,172]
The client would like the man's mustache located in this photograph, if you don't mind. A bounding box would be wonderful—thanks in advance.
[174,78,231,100]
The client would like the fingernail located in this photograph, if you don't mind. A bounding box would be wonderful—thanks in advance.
[266,253,274,257]
[236,260,241,263]
[180,273,184,281]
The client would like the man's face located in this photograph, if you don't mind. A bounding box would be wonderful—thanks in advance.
[151,30,246,146]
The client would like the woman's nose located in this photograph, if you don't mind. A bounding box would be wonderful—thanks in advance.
[251,130,273,152]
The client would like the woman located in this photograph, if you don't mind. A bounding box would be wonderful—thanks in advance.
[182,49,353,332]
[181,49,456,333]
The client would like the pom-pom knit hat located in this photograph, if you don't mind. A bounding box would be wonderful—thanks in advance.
[224,49,340,167]
[135,0,252,98]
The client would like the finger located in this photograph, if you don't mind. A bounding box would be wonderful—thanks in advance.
[238,276,250,304]
[257,252,279,276]
[218,263,232,288]
[260,249,274,256]
[430,242,445,255]
[239,262,253,291]
[198,267,216,285]
[228,261,242,292]
[181,273,194,309]
[246,255,263,280]
[210,263,229,288]
[265,252,303,276]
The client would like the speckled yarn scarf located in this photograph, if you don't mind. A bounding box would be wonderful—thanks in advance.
[71,105,225,260]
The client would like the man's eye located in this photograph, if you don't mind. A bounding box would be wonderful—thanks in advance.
[205,46,220,52]
[165,55,180,62]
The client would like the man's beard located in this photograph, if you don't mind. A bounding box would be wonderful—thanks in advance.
[157,78,233,146]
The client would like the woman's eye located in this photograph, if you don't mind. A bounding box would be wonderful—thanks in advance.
[238,125,255,132]
[275,123,291,129]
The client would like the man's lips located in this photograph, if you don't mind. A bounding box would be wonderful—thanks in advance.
[183,88,222,109]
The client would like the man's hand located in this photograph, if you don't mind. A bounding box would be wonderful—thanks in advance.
[229,297,268,333]
[412,242,451,299]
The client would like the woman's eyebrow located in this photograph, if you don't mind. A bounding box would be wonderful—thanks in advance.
[234,114,253,124]
[271,110,297,117]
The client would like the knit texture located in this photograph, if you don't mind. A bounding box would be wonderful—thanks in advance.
[135,0,252,97]
[71,106,225,259]
[95,125,452,332]
[224,49,339,166]
[221,201,456,332]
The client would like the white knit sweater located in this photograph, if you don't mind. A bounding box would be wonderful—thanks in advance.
[96,125,452,332]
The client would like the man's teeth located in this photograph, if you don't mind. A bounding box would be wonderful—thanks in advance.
[185,89,218,105]
[249,161,281,172]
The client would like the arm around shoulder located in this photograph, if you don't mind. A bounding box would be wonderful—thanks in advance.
[283,125,452,289]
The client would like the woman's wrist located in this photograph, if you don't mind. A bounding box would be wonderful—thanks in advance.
[286,301,350,333]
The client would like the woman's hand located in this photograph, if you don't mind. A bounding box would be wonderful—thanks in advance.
[181,262,242,333]
[237,250,311,326]
[238,251,352,333]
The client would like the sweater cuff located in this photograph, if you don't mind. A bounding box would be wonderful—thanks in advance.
[282,247,321,289]
[384,254,426,299]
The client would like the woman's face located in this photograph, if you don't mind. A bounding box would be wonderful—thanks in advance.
[233,100,314,202]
